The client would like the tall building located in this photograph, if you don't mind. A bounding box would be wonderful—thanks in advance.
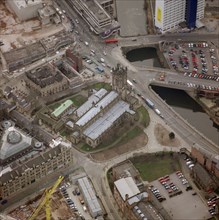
[155,0,205,33]
[185,0,198,28]
[196,0,205,20]
[186,0,205,28]
[155,0,186,33]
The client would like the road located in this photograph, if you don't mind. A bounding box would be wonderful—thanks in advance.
[2,3,219,219]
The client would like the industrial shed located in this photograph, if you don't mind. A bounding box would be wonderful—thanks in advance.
[78,177,103,218]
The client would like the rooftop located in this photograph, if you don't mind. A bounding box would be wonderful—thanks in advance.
[0,144,67,184]
[26,65,64,88]
[75,88,108,118]
[76,91,118,127]
[78,177,102,215]
[51,100,73,118]
[83,100,135,140]
[3,42,45,65]
[114,177,140,201]
[193,163,214,188]
[0,126,32,161]
[12,0,42,9]
[73,0,111,22]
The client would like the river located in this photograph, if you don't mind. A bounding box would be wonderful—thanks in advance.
[126,47,219,146]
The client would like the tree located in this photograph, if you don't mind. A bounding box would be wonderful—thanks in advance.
[169,132,175,140]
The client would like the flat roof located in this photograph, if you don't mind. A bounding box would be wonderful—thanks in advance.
[114,177,140,201]
[52,100,73,118]
[3,42,45,64]
[76,91,118,127]
[83,100,135,140]
[75,88,107,118]
[74,0,110,22]
[78,177,102,215]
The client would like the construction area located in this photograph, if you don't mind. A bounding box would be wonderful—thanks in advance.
[8,190,77,220]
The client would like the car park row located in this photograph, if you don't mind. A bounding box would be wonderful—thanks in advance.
[59,185,85,219]
[159,175,182,198]
[149,186,166,202]
[166,42,218,78]
[168,80,219,91]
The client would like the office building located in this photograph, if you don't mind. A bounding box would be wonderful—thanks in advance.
[6,0,43,21]
[66,0,120,38]
[155,0,186,33]
[155,0,205,32]
[186,0,205,28]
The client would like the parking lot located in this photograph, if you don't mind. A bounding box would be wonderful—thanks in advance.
[151,172,211,220]
[59,182,93,220]
[164,42,219,82]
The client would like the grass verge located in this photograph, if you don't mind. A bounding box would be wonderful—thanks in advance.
[137,106,150,127]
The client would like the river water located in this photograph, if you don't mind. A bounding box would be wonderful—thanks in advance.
[126,47,219,146]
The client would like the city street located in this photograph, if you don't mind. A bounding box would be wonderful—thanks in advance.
[1,1,219,219]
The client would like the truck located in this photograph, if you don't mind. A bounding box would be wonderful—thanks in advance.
[145,98,154,109]
[104,38,118,44]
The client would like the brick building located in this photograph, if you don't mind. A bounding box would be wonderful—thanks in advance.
[191,146,219,178]
[0,143,73,200]
[192,163,217,192]
[114,177,149,220]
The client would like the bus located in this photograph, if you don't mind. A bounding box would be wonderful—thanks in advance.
[104,38,118,44]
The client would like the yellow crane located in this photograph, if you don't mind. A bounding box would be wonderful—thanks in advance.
[28,176,64,220]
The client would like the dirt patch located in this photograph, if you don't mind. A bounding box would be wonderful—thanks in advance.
[90,133,148,162]
[154,123,181,147]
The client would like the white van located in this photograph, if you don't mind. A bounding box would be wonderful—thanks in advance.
[100,58,105,63]
[186,161,192,165]
[189,164,194,169]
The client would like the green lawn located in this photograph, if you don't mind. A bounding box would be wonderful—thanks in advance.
[49,103,61,111]
[133,155,180,182]
[137,106,150,127]
[49,95,87,111]
[80,126,143,152]
[116,126,143,146]
[81,143,93,152]
[70,95,87,107]
[89,82,112,91]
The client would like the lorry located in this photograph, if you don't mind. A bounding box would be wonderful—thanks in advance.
[145,98,154,109]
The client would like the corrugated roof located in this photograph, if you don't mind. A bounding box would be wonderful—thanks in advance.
[83,100,135,140]
[78,177,102,216]
[76,91,118,127]
[75,88,107,118]
[51,100,73,117]
[114,177,140,201]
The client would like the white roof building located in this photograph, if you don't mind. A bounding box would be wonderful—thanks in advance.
[6,0,43,21]
[114,177,140,201]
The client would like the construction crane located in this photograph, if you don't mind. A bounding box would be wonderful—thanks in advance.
[28,176,64,220]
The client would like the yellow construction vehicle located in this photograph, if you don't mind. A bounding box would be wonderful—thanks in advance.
[28,176,64,220]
